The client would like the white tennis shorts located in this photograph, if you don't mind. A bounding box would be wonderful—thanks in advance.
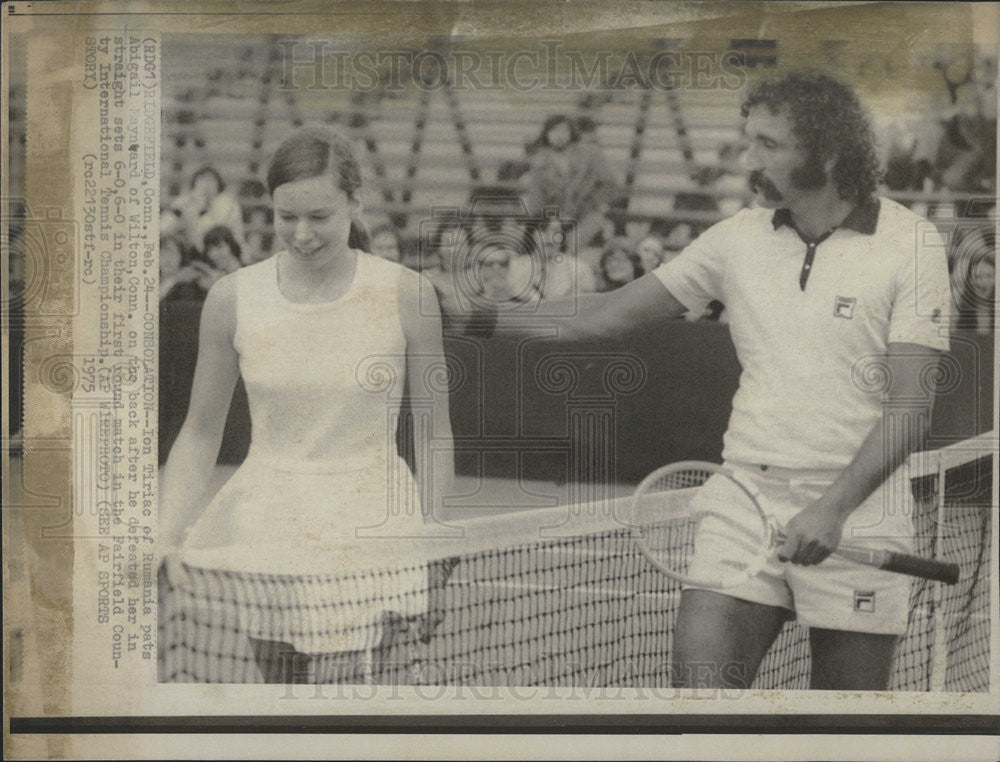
[686,462,916,636]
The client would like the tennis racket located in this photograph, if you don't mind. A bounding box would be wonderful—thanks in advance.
[628,461,960,588]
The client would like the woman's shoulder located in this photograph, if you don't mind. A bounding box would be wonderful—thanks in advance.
[225,254,274,288]
[362,253,443,321]
[218,256,281,316]
[198,269,240,334]
[206,267,241,295]
[241,253,280,272]
[359,250,426,287]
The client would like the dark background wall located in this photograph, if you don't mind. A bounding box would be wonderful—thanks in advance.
[159,300,993,484]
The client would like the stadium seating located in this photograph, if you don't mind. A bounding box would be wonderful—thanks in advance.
[161,36,757,235]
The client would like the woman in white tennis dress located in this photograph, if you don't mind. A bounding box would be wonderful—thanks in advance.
[160,128,454,682]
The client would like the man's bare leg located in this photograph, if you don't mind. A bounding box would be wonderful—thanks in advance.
[672,589,790,688]
[809,628,899,690]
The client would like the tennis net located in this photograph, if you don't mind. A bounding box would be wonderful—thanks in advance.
[159,435,994,690]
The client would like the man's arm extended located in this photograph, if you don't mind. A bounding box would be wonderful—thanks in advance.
[459,272,690,343]
[779,342,942,565]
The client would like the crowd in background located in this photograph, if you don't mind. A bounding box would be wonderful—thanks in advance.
[159,113,730,323]
[159,166,252,302]
[160,106,994,332]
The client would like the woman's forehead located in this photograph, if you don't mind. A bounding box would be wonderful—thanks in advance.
[272,175,347,207]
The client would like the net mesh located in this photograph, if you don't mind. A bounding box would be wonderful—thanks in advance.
[630,471,707,585]
[159,444,993,690]
[892,451,994,692]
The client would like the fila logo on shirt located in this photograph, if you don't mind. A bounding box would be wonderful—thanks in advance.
[854,590,876,613]
[833,295,857,319]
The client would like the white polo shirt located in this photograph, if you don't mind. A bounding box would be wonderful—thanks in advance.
[653,197,951,470]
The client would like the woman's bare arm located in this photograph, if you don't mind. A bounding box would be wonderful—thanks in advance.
[159,274,240,547]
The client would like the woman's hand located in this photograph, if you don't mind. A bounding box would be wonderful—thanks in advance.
[159,546,193,593]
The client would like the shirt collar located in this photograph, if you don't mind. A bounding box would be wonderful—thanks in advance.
[771,196,880,236]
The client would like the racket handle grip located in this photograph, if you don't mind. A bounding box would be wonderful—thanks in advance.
[880,552,960,585]
[835,546,961,584]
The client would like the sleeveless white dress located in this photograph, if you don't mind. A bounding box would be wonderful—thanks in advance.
[181,251,431,653]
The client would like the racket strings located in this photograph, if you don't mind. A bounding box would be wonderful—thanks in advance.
[631,468,715,581]
[630,466,770,587]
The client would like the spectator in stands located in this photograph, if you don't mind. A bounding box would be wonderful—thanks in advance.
[422,218,469,277]
[200,225,244,289]
[936,111,996,193]
[576,214,619,283]
[242,230,274,265]
[635,233,666,274]
[883,124,937,192]
[161,205,191,251]
[663,222,694,263]
[472,243,521,306]
[160,207,206,301]
[496,159,531,184]
[370,223,402,264]
[530,217,597,298]
[506,239,545,308]
[525,114,621,248]
[422,218,473,330]
[245,204,272,234]
[172,165,245,252]
[884,111,996,196]
[494,222,539,305]
[161,205,195,255]
[596,239,643,292]
[160,225,242,301]
[239,178,268,203]
[677,141,749,217]
[950,226,996,334]
[574,115,600,146]
[160,234,206,302]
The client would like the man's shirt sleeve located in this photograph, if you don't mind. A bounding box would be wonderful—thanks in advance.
[651,215,733,311]
[888,222,951,351]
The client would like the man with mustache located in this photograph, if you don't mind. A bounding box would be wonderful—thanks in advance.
[460,70,952,690]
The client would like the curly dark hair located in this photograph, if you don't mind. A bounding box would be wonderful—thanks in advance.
[741,71,881,204]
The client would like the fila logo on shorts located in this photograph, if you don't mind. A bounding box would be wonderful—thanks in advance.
[833,295,857,319]
[854,590,876,613]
